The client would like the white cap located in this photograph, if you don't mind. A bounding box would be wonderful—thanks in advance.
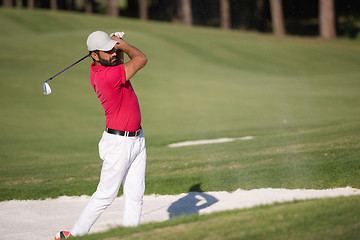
[86,31,118,51]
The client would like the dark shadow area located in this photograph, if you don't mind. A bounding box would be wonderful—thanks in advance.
[167,183,218,219]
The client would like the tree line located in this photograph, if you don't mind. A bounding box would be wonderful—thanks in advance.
[2,0,359,39]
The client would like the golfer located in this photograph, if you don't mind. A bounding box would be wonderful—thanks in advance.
[56,30,148,239]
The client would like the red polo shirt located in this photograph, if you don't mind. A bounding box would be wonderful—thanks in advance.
[90,63,141,132]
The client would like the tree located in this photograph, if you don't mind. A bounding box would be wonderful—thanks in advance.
[139,0,148,20]
[84,0,95,14]
[27,0,34,9]
[106,0,119,17]
[176,0,192,25]
[50,0,57,11]
[319,0,336,39]
[220,0,230,29]
[3,0,13,7]
[269,0,285,36]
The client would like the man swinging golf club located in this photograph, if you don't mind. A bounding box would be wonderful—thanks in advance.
[55,30,148,239]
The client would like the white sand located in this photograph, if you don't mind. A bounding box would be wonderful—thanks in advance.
[1,187,359,240]
[168,136,255,147]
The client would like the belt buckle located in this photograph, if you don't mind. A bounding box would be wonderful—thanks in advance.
[135,129,141,137]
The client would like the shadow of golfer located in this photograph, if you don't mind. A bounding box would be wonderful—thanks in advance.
[167,183,218,219]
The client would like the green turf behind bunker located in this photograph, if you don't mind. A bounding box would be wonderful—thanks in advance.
[0,8,359,201]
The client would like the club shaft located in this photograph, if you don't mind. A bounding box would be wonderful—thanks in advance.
[45,54,90,83]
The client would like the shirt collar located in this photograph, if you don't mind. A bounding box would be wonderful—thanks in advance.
[91,62,106,71]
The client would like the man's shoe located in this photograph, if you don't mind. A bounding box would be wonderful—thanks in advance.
[55,231,72,239]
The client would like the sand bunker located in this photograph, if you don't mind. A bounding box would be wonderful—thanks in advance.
[168,136,255,147]
[1,187,359,240]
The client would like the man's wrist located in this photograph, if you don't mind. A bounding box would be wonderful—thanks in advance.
[115,40,130,52]
[114,42,121,50]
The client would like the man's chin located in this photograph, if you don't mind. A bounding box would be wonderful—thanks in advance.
[99,58,118,66]
[111,60,119,66]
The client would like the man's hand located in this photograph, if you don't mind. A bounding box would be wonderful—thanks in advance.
[110,32,125,49]
[110,34,126,50]
[110,32,125,39]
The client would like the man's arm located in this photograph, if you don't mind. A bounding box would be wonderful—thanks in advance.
[111,36,148,81]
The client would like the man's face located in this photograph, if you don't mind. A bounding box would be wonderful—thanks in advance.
[97,48,118,66]
[91,48,124,66]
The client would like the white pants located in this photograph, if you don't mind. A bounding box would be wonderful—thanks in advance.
[71,130,146,236]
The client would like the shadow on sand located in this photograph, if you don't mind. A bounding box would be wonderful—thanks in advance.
[167,183,218,219]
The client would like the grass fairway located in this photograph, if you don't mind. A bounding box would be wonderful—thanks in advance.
[0,8,359,200]
[0,8,360,240]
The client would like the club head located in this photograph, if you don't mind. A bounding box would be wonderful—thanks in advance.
[43,82,52,95]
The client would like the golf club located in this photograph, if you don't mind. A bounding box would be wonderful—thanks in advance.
[43,53,90,95]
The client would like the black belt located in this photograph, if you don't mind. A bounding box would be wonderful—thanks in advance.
[105,126,142,137]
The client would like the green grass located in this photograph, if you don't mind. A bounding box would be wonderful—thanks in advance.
[0,8,359,200]
[0,8,360,239]
[77,195,360,240]
[0,7,359,240]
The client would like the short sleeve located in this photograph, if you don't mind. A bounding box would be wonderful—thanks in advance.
[105,65,126,88]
